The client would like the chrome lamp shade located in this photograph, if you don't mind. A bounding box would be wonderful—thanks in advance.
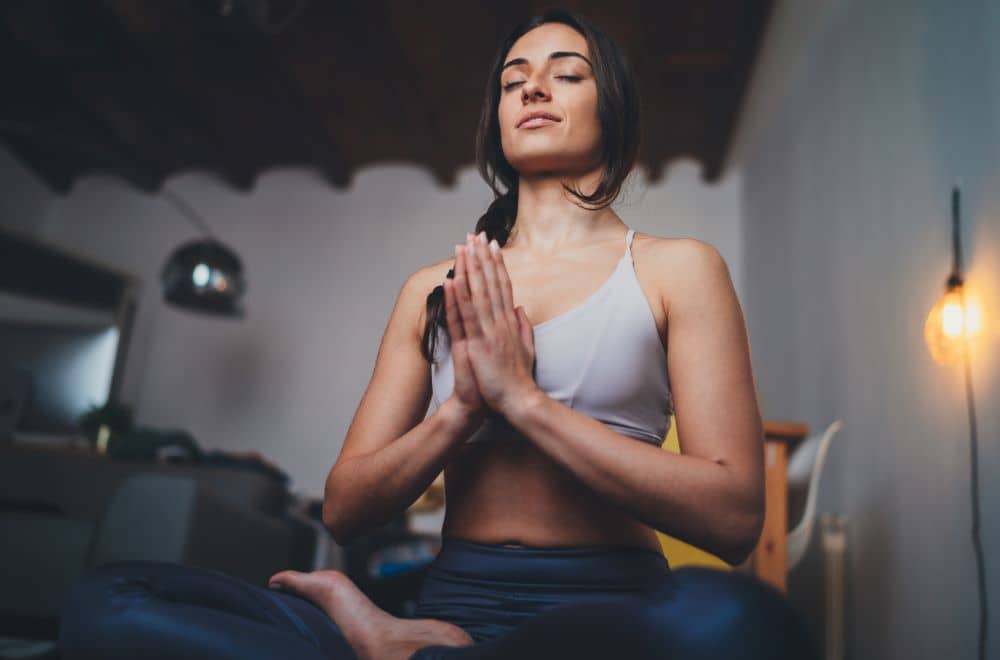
[161,239,246,317]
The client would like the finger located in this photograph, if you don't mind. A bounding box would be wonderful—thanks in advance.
[443,276,465,342]
[464,234,494,333]
[446,279,476,382]
[476,234,507,326]
[490,239,519,329]
[517,306,535,353]
[454,245,483,339]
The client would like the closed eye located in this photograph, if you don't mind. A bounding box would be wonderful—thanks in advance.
[501,75,583,92]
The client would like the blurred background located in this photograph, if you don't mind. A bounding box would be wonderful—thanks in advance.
[1,1,997,659]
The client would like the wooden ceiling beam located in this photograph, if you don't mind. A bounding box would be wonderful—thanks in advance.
[700,1,773,181]
[104,0,310,189]
[0,4,174,191]
[0,0,772,193]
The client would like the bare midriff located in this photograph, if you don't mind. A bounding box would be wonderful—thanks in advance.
[440,432,664,555]
[436,231,672,555]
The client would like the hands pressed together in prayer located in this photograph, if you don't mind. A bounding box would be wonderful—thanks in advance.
[266,233,542,618]
[443,231,540,423]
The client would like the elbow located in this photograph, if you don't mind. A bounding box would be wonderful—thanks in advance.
[321,498,344,543]
[321,475,357,546]
[720,529,761,567]
[720,500,765,567]
[322,498,357,546]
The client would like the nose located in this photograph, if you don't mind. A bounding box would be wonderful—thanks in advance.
[521,74,550,102]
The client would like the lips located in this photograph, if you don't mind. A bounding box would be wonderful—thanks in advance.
[517,111,561,128]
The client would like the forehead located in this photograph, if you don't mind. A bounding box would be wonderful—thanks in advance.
[506,23,589,63]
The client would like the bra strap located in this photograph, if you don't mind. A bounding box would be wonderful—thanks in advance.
[624,228,636,258]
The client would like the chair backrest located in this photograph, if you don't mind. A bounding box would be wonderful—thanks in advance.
[787,419,843,532]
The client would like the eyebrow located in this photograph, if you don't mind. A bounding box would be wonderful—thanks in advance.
[501,51,593,72]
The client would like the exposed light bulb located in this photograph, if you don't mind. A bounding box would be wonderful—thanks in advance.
[924,284,984,365]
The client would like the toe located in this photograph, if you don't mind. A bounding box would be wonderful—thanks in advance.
[267,570,300,589]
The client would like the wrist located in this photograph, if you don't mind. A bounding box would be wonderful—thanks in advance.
[499,385,547,427]
[438,397,485,433]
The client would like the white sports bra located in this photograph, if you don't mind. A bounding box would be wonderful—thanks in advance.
[431,227,673,446]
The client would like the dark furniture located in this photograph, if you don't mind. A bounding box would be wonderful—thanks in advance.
[0,442,318,641]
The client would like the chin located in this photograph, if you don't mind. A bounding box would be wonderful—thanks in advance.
[506,149,595,176]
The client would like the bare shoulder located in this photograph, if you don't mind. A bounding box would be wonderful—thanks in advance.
[400,256,455,339]
[634,234,732,316]
[409,255,454,292]
[637,233,725,267]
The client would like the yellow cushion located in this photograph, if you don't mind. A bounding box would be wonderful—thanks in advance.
[655,416,731,570]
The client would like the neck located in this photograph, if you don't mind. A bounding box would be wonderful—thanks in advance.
[507,166,625,255]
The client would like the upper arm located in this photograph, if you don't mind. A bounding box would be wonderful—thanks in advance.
[331,260,450,470]
[662,239,765,519]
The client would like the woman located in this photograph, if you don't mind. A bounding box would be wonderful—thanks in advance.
[59,8,816,660]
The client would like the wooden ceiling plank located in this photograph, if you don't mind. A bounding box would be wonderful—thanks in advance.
[701,0,774,181]
[0,3,176,190]
[1,135,75,193]
[0,0,773,192]
[265,2,410,176]
[183,0,352,186]
[384,1,511,182]
[105,1,311,188]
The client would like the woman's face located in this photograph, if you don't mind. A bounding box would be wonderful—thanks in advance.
[497,23,602,176]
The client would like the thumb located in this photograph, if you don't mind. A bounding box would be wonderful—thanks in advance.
[516,306,534,351]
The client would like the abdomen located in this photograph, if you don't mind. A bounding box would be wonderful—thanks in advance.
[441,436,662,552]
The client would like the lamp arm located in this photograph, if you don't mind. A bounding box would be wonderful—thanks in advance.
[163,187,217,240]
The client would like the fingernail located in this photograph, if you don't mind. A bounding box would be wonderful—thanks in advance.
[468,243,475,257]
[478,232,487,245]
[269,582,283,590]
[489,239,499,253]
[455,244,461,256]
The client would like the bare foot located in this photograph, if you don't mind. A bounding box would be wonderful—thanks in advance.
[269,570,474,660]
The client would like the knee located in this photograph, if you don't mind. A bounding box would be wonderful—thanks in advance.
[641,568,819,660]
[58,561,165,658]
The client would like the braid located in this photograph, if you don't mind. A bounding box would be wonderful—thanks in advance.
[474,190,518,247]
[421,188,518,364]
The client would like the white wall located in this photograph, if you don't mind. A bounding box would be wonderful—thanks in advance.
[1,147,743,500]
[732,0,999,657]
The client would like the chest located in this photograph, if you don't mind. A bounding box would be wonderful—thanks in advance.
[431,257,669,422]
[505,252,668,347]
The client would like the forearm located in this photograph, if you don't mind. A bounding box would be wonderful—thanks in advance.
[324,398,480,544]
[505,391,764,564]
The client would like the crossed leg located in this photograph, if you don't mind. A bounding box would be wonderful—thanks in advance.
[273,566,818,660]
[60,561,816,660]
[58,561,466,660]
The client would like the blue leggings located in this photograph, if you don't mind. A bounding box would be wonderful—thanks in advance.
[58,539,818,659]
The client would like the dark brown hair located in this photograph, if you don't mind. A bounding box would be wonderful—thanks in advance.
[420,7,641,364]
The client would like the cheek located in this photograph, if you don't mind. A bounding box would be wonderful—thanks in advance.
[497,99,509,126]
[497,99,519,148]
[547,111,598,158]
[573,91,601,134]
[497,112,510,143]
